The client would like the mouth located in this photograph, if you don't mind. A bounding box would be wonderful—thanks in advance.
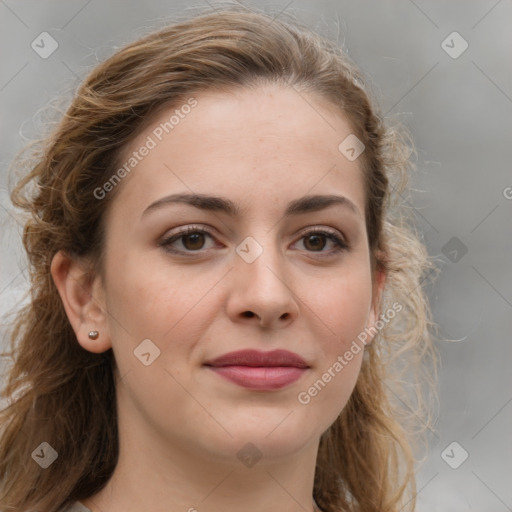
[203,349,310,390]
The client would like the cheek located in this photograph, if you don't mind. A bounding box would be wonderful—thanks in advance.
[306,264,373,346]
[297,265,371,412]
[103,248,222,359]
[297,303,368,427]
[298,353,363,432]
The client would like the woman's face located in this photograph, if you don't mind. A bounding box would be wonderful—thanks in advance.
[94,84,382,463]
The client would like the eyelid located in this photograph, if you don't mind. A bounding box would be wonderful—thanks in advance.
[158,224,221,254]
[158,224,349,255]
[295,225,347,244]
[292,226,349,256]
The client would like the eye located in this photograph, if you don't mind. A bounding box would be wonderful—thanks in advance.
[292,228,348,255]
[158,225,348,257]
[159,226,218,253]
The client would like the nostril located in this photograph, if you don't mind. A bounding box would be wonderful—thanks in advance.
[242,311,255,318]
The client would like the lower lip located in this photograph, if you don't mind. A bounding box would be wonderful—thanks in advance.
[206,365,307,390]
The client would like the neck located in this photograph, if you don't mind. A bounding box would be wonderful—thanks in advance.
[82,417,322,512]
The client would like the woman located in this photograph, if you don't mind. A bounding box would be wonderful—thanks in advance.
[0,6,437,512]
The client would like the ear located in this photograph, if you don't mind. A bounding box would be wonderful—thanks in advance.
[365,261,387,345]
[50,250,112,354]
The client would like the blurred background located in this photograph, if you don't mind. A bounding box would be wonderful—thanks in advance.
[0,1,511,510]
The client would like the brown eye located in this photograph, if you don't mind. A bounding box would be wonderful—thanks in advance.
[159,227,217,254]
[182,232,206,250]
[303,234,327,251]
[292,228,348,256]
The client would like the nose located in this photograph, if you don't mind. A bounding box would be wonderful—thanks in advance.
[225,240,299,329]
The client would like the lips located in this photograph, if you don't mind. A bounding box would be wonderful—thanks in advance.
[203,349,309,369]
[203,349,309,390]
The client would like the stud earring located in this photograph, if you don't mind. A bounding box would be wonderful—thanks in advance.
[88,330,99,340]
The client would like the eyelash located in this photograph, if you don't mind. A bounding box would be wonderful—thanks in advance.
[158,224,349,257]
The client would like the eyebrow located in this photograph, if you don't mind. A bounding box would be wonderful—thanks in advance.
[141,193,362,219]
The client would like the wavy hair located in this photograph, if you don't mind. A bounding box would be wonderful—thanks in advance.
[0,6,437,512]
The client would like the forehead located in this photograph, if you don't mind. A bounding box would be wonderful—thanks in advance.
[107,84,366,222]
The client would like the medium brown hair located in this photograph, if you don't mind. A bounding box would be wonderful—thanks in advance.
[0,6,437,512]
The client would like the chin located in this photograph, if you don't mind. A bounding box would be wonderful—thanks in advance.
[204,417,317,461]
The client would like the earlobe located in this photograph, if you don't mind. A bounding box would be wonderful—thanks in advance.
[50,250,112,354]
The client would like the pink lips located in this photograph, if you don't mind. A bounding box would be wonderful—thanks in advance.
[203,349,309,390]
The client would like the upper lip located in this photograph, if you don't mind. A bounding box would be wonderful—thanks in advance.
[203,349,309,368]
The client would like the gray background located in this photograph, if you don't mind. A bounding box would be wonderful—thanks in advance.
[1,1,511,510]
